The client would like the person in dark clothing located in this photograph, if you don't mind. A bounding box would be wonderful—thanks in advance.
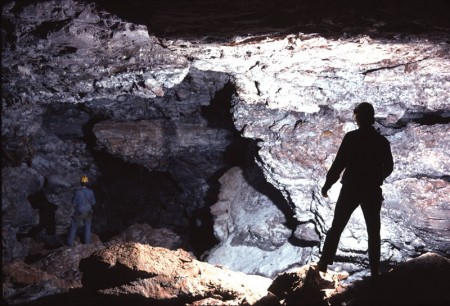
[67,175,96,246]
[317,102,394,279]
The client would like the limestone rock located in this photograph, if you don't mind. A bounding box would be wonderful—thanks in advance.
[191,33,450,268]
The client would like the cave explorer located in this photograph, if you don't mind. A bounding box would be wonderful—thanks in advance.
[67,175,96,246]
[317,102,394,280]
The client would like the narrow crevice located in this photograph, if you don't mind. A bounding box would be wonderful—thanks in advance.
[398,110,450,126]
[377,109,450,134]
[413,174,450,182]
[362,57,429,76]
[246,152,299,230]
[288,237,320,248]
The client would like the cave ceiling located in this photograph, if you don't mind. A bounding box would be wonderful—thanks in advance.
[89,0,450,41]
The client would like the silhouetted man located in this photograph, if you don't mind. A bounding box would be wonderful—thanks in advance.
[318,102,394,279]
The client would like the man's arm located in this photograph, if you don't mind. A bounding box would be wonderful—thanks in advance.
[383,140,394,181]
[321,134,349,197]
[89,190,96,206]
[72,189,79,206]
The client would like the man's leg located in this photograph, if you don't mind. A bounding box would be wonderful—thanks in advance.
[67,218,78,246]
[84,217,92,244]
[319,186,360,271]
[360,189,383,278]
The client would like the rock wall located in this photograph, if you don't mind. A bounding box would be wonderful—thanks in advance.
[163,1,450,275]
[164,1,450,275]
[2,0,450,282]
[1,0,235,263]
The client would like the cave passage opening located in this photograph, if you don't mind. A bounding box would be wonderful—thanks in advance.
[81,116,188,245]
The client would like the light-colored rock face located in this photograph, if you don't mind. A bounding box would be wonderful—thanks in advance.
[161,6,450,275]
[207,166,309,278]
[79,243,272,305]
[1,0,449,289]
[183,34,449,116]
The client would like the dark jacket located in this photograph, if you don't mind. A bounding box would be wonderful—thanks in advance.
[323,126,394,191]
[72,186,96,216]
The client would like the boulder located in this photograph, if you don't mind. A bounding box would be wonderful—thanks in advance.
[262,252,450,306]
[79,242,272,305]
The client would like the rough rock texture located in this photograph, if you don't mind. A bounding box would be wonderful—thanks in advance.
[165,4,450,275]
[108,223,184,249]
[2,241,104,305]
[2,0,450,303]
[252,252,450,306]
[328,252,450,306]
[78,243,271,305]
[2,165,44,263]
[1,0,233,265]
[267,264,348,306]
[207,166,309,277]
[7,249,450,306]
[2,224,184,305]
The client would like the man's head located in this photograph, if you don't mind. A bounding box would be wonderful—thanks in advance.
[80,175,89,186]
[354,102,375,127]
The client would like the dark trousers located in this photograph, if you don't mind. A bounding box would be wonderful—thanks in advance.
[320,184,383,274]
[67,215,92,246]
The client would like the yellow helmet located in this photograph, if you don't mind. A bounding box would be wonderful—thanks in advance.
[80,175,89,184]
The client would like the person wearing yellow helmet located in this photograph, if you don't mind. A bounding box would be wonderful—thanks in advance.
[80,175,89,185]
[67,175,96,246]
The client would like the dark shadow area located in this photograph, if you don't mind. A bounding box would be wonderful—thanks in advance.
[288,233,320,247]
[21,189,63,254]
[380,109,450,129]
[26,190,57,237]
[329,256,450,306]
[201,82,236,130]
[398,109,450,126]
[80,116,185,243]
[85,0,450,41]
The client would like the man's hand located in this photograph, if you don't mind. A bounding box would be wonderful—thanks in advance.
[321,187,329,198]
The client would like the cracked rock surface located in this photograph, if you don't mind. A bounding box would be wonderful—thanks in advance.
[2,0,450,303]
